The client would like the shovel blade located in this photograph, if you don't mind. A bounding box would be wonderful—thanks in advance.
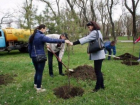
[68,69,74,72]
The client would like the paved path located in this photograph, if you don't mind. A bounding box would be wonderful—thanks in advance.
[117,40,138,43]
[118,40,133,42]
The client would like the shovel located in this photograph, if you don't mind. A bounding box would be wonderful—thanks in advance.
[48,47,74,72]
[105,54,120,59]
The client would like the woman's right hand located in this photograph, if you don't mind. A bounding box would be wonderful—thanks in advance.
[65,40,74,46]
[47,45,50,48]
[69,42,73,46]
[65,40,70,44]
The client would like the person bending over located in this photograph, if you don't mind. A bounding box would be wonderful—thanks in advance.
[46,33,68,77]
[104,41,116,60]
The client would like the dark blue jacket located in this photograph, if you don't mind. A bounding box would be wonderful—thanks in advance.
[104,41,116,55]
[28,30,65,58]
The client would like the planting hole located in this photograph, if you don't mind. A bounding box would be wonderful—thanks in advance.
[54,85,84,99]
[0,74,17,86]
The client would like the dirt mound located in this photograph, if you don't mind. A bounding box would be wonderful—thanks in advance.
[68,65,96,80]
[0,74,17,85]
[121,61,139,66]
[54,85,84,99]
[114,53,139,65]
[114,53,138,60]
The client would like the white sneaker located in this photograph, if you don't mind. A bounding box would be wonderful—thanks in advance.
[137,59,140,62]
[36,88,46,93]
[34,84,42,89]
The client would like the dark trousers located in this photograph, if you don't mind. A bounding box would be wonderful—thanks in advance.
[94,59,104,89]
[32,58,46,88]
[105,48,112,60]
[48,51,62,75]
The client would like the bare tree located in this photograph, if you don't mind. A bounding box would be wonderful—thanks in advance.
[125,15,133,39]
[105,16,111,37]
[56,0,60,16]
[107,0,119,41]
[120,4,133,39]
[114,18,122,37]
[66,0,79,21]
[0,12,14,28]
[90,0,96,21]
[124,0,140,42]
[97,0,108,36]
[24,0,33,29]
[19,0,37,30]
[40,0,63,32]
[75,0,89,22]
[40,0,57,17]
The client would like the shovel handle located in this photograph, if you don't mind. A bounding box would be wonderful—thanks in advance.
[48,47,68,69]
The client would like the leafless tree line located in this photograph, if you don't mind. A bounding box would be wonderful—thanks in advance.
[0,0,140,42]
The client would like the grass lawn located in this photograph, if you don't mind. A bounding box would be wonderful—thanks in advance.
[0,40,140,105]
[110,36,133,40]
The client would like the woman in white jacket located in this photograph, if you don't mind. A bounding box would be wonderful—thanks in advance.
[70,21,105,92]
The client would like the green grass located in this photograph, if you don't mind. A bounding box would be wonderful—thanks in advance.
[109,36,133,40]
[0,39,140,105]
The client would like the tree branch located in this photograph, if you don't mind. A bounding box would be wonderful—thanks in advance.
[56,0,60,16]
[40,0,57,17]
[124,0,133,15]
[135,0,140,9]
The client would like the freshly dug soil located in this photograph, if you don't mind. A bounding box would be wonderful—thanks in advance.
[121,61,139,66]
[113,53,139,65]
[0,74,17,85]
[68,65,96,80]
[54,85,84,99]
[114,53,138,60]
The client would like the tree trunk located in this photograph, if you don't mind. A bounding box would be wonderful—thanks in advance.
[90,0,96,21]
[66,0,79,21]
[107,0,116,41]
[124,0,140,43]
[132,8,136,42]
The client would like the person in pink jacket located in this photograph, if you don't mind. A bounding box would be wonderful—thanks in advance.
[134,36,140,62]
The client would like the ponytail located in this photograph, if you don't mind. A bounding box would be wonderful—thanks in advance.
[29,24,46,43]
[29,27,38,43]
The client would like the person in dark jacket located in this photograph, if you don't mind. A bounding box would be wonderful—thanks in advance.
[28,24,70,93]
[69,21,105,92]
[104,41,116,60]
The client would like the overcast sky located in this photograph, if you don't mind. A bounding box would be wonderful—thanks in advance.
[0,0,46,28]
[0,0,140,28]
[0,0,46,16]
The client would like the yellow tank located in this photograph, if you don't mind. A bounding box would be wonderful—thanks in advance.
[3,28,33,42]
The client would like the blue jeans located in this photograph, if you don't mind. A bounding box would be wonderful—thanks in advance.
[32,58,46,88]
[104,48,112,60]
